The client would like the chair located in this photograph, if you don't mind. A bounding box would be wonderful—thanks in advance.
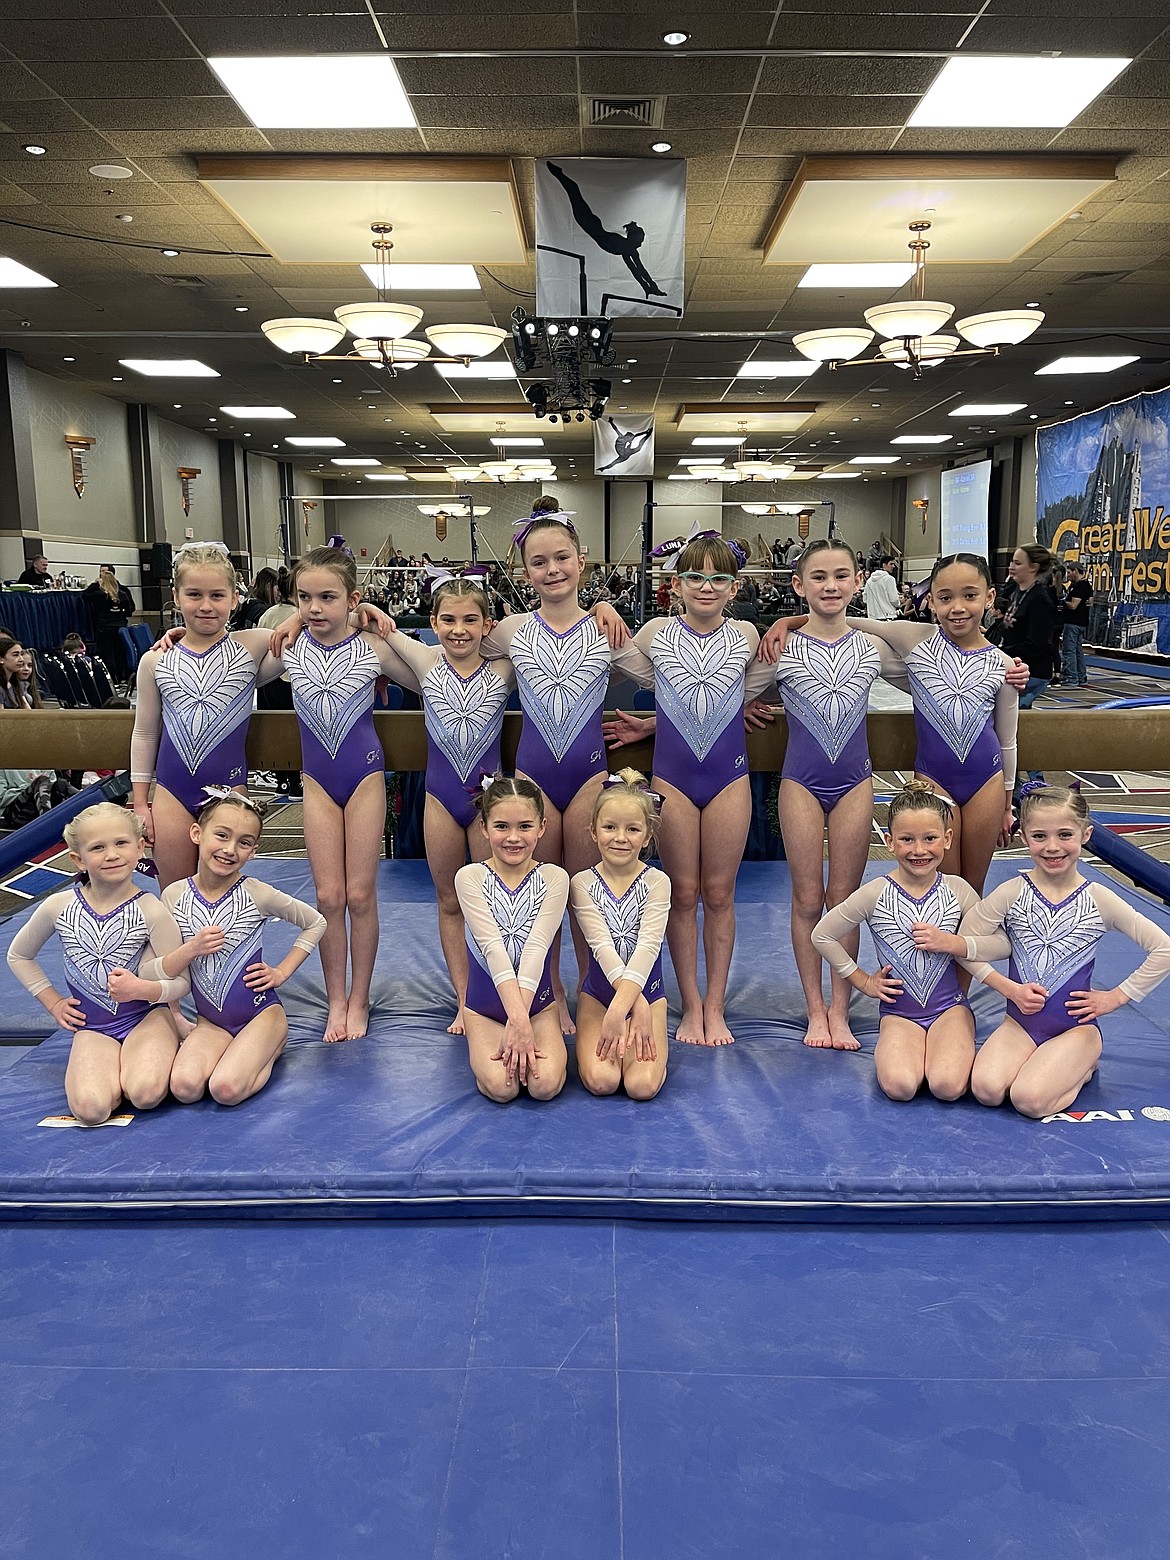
[118,625,139,675]
[59,656,87,706]
[85,656,116,705]
[40,655,77,709]
[129,622,154,660]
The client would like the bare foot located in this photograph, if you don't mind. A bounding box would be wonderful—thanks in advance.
[173,1008,195,1041]
[323,1003,349,1044]
[827,1008,861,1051]
[345,999,370,1040]
[447,1006,467,1036]
[803,1014,835,1048]
[555,990,576,1036]
[675,1007,707,1045]
[702,1003,735,1046]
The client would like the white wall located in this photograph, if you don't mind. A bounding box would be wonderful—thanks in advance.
[653,476,897,565]
[902,466,943,584]
[246,453,285,567]
[155,419,224,546]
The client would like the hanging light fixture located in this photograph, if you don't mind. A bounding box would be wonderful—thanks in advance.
[791,221,1044,378]
[261,224,508,374]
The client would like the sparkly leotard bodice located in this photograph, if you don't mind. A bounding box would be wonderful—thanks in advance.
[775,629,880,800]
[154,636,257,808]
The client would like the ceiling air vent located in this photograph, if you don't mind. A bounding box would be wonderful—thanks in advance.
[153,274,207,288]
[1066,270,1133,285]
[583,96,666,130]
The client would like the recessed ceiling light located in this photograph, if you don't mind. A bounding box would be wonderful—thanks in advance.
[491,436,543,447]
[207,54,417,129]
[850,456,899,465]
[219,405,296,419]
[23,144,47,156]
[667,473,701,481]
[434,362,516,380]
[161,249,180,257]
[0,258,57,288]
[360,263,479,291]
[234,305,249,313]
[908,55,1131,128]
[286,436,346,447]
[678,456,723,465]
[119,358,219,377]
[819,472,861,480]
[691,436,746,446]
[663,31,689,46]
[1035,355,1139,375]
[364,473,409,481]
[172,403,182,409]
[651,141,672,154]
[890,434,952,445]
[331,457,380,466]
[948,403,1026,416]
[208,417,217,422]
[111,376,123,381]
[797,263,915,289]
[736,361,816,378]
[63,356,75,363]
[88,163,132,179]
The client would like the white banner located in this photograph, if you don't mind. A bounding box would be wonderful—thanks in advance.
[536,157,685,319]
[594,413,655,477]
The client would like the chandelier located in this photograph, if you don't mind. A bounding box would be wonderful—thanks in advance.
[442,426,557,485]
[260,224,508,373]
[791,221,1044,379]
[688,426,798,482]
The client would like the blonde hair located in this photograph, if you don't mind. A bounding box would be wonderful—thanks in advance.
[173,544,236,591]
[886,779,952,831]
[591,767,659,842]
[432,577,491,621]
[63,801,145,855]
[293,546,358,595]
[1019,784,1091,830]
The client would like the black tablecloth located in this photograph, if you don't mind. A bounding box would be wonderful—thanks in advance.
[0,591,93,649]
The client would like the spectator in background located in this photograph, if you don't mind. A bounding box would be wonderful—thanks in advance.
[235,567,280,630]
[82,565,134,682]
[16,555,53,589]
[1001,544,1060,708]
[0,768,77,829]
[60,632,87,658]
[0,636,43,709]
[863,555,902,620]
[1060,561,1093,687]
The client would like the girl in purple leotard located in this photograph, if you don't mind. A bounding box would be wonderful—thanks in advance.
[373,576,515,1035]
[949,786,1170,1119]
[813,783,981,1103]
[159,791,325,1106]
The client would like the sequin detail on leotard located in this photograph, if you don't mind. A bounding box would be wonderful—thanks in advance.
[578,867,664,1006]
[423,660,508,785]
[904,631,1004,801]
[868,873,966,1021]
[464,867,557,1020]
[776,630,880,763]
[508,614,610,763]
[284,633,381,759]
[155,637,257,801]
[1001,875,1102,1039]
[652,617,750,763]
[56,886,153,1034]
[169,877,276,1034]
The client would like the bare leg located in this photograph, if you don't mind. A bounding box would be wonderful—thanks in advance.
[874,1016,928,1101]
[622,999,669,1100]
[170,1018,234,1103]
[1008,1025,1102,1119]
[697,776,751,1046]
[208,1006,289,1105]
[424,795,472,1033]
[653,776,704,1045]
[523,777,574,1035]
[970,1017,1037,1106]
[341,772,388,1039]
[118,1007,180,1110]
[524,1007,568,1101]
[956,772,1010,896]
[822,779,874,1051]
[301,775,350,1043]
[575,992,622,1096]
[64,1029,124,1125]
[778,779,832,1046]
[562,773,606,1019]
[923,1003,976,1101]
[149,785,199,889]
[463,1010,519,1102]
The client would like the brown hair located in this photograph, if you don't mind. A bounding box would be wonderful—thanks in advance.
[675,536,742,577]
[930,552,993,589]
[793,538,858,578]
[1014,543,1055,585]
[196,790,267,832]
[591,767,660,841]
[431,577,492,621]
[518,495,581,563]
[292,546,358,595]
[0,634,42,708]
[886,779,952,831]
[475,774,546,824]
[1018,784,1091,830]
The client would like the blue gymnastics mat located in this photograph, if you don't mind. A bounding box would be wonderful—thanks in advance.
[2,859,1170,1223]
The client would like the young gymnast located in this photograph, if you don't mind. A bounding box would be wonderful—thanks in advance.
[760,551,1027,896]
[365,575,515,1035]
[480,497,628,1032]
[570,769,671,1101]
[951,785,1170,1119]
[605,535,776,1046]
[157,789,326,1106]
[812,782,981,1101]
[6,802,187,1125]
[455,775,570,1103]
[131,543,272,886]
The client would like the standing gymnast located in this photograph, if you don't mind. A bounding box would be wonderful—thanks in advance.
[812,782,981,1101]
[131,542,272,886]
[455,776,570,1103]
[953,785,1170,1119]
[158,790,325,1106]
[570,768,671,1101]
[481,497,627,1032]
[760,551,1027,895]
[6,802,187,1125]
[605,535,775,1045]
[367,575,515,1034]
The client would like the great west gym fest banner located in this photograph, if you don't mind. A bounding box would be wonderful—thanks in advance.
[1036,387,1170,653]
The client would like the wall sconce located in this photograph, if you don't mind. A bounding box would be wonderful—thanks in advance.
[65,435,95,499]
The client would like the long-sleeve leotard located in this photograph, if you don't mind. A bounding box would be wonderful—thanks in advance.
[455,861,569,1022]
[570,864,670,1008]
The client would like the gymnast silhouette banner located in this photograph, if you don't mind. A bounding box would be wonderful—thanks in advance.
[594,414,655,478]
[535,157,685,318]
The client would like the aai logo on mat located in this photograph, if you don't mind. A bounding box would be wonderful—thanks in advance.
[1041,1105,1170,1123]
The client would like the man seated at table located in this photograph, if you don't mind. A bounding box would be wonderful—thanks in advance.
[15,555,54,589]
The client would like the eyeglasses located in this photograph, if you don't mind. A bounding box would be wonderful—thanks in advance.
[677,571,736,588]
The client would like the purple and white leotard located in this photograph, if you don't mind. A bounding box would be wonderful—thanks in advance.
[421,659,510,829]
[774,629,881,811]
[455,862,569,1026]
[283,631,385,808]
[140,636,258,813]
[904,631,1011,806]
[570,865,670,1009]
[499,614,611,813]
